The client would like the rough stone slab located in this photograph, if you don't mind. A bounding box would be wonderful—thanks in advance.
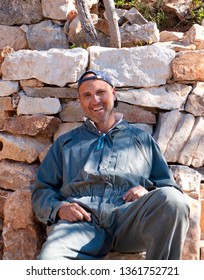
[172,50,204,82]
[160,30,183,42]
[41,0,77,21]
[170,165,201,197]
[170,165,201,260]
[191,135,204,168]
[181,195,201,260]
[59,101,84,122]
[178,117,204,167]
[120,22,159,47]
[0,160,38,191]
[0,0,43,25]
[0,133,52,163]
[153,110,182,153]
[17,95,62,115]
[163,0,192,19]
[116,102,156,124]
[2,188,45,260]
[23,86,78,99]
[117,83,191,110]
[0,115,61,137]
[0,80,19,97]
[0,25,28,51]
[123,7,148,25]
[0,97,13,112]
[26,20,69,50]
[2,48,89,87]
[185,82,204,116]
[164,113,195,162]
[182,24,204,50]
[20,79,44,88]
[89,44,175,87]
[0,189,11,218]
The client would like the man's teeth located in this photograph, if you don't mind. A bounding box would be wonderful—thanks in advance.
[93,107,103,111]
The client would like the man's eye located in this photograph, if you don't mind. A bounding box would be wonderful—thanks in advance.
[83,94,90,98]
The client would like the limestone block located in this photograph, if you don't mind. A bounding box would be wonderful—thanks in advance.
[170,165,201,260]
[170,165,201,198]
[120,22,159,47]
[200,242,204,260]
[117,83,191,110]
[163,0,192,19]
[0,189,11,218]
[0,0,43,25]
[0,133,52,163]
[164,113,195,162]
[154,111,204,167]
[116,102,156,124]
[0,80,19,97]
[123,7,148,25]
[0,115,61,137]
[201,198,204,240]
[0,26,28,51]
[178,117,204,167]
[0,97,13,112]
[160,30,183,42]
[0,160,38,191]
[200,183,204,239]
[185,82,204,116]
[17,95,62,116]
[2,188,45,260]
[182,195,201,260]
[172,50,204,82]
[23,86,78,99]
[59,101,84,122]
[0,218,3,259]
[20,79,44,88]
[182,24,204,50]
[89,44,175,87]
[1,48,89,87]
[153,110,182,153]
[41,0,77,21]
[26,20,69,50]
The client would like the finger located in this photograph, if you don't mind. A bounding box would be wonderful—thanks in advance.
[77,207,91,222]
[123,193,133,203]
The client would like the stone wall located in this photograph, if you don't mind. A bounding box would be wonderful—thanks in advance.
[0,0,204,260]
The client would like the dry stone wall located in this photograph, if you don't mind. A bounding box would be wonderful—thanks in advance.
[0,0,204,260]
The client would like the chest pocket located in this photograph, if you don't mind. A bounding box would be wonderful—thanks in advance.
[110,132,131,172]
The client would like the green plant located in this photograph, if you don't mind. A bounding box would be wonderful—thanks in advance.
[191,0,204,24]
[114,0,136,8]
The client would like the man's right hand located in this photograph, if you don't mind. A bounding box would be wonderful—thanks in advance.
[57,203,91,222]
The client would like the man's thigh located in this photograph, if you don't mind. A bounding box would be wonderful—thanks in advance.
[39,219,109,259]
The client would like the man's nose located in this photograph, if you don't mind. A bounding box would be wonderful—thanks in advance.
[92,94,100,103]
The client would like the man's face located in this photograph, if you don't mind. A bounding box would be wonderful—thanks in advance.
[78,75,116,128]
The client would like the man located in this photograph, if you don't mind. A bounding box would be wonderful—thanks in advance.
[32,70,190,260]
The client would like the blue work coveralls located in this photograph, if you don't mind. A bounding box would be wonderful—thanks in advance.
[32,118,189,260]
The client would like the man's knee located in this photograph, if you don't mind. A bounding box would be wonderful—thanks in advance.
[156,187,190,218]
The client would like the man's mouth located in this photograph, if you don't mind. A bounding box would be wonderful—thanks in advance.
[92,106,104,112]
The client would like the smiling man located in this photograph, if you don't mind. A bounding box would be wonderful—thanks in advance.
[32,70,190,260]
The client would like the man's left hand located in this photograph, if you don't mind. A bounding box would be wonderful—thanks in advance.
[123,185,148,203]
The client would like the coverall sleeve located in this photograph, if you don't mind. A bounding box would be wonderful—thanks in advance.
[147,135,181,191]
[31,139,66,225]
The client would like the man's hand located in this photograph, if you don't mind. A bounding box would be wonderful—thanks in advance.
[57,203,91,222]
[123,185,148,203]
